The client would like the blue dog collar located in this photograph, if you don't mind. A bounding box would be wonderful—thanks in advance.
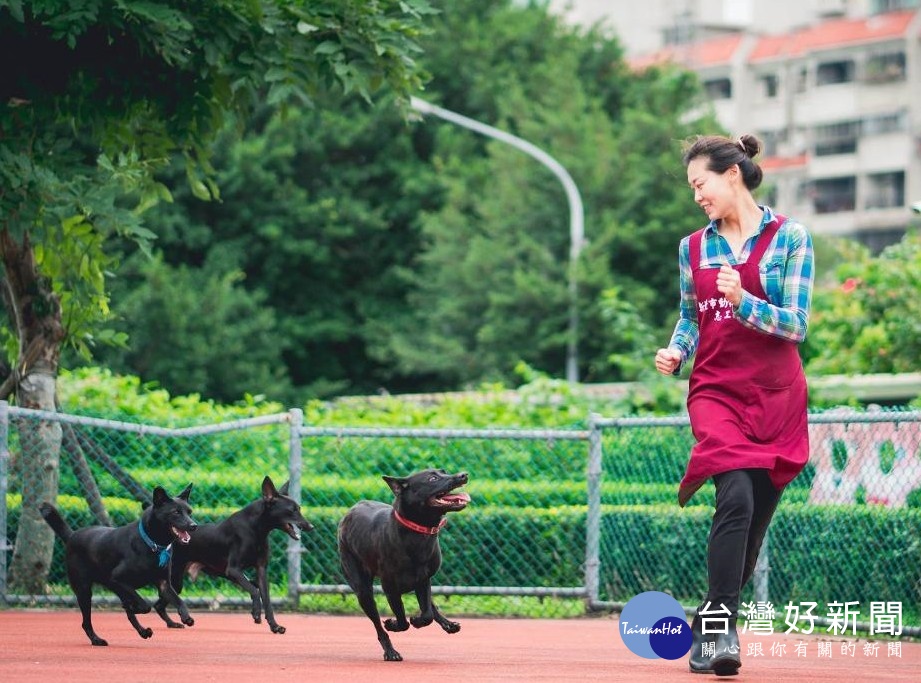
[138,517,173,567]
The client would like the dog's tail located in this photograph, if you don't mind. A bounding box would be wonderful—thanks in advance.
[39,502,73,542]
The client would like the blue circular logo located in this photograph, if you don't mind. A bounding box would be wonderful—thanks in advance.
[618,591,692,660]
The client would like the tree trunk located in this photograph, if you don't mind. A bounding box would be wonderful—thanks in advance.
[1,228,65,594]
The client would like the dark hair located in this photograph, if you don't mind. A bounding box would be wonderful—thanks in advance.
[682,133,764,191]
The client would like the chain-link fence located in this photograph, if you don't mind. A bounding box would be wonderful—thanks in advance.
[1,401,920,632]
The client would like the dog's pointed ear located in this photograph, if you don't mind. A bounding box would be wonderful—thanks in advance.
[152,487,168,506]
[262,476,279,500]
[382,475,406,496]
[278,480,290,496]
[178,484,193,501]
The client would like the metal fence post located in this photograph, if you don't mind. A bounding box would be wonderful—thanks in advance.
[287,408,304,608]
[584,412,603,610]
[0,400,8,603]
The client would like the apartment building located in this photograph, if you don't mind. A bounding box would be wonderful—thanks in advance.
[552,0,921,250]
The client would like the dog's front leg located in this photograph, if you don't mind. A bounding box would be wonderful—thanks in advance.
[431,602,461,634]
[382,585,410,633]
[410,582,435,628]
[225,566,263,624]
[105,578,154,639]
[159,578,195,627]
[106,579,152,615]
[153,592,184,628]
[256,563,284,634]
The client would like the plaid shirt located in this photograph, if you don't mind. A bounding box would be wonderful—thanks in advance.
[668,206,815,368]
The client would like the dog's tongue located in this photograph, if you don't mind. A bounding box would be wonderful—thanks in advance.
[440,493,471,504]
[173,527,192,544]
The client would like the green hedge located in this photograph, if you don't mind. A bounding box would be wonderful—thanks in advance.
[18,494,920,615]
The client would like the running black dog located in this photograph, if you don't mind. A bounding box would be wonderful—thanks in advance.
[39,484,197,646]
[153,476,314,634]
[338,468,470,661]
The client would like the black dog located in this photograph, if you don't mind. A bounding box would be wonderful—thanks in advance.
[153,476,313,634]
[39,484,197,646]
[338,468,470,661]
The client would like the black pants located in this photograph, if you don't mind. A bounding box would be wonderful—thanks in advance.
[703,468,783,616]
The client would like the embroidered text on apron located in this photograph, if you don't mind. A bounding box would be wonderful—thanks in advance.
[678,215,809,507]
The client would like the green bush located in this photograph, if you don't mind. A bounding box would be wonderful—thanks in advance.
[18,494,919,615]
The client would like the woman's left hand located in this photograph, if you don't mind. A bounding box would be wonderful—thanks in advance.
[717,264,743,307]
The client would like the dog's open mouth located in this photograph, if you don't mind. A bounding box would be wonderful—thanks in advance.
[284,523,302,541]
[172,526,192,544]
[428,492,471,510]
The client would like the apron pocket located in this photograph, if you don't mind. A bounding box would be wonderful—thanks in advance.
[743,382,795,444]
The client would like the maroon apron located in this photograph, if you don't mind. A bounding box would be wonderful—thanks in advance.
[678,215,809,507]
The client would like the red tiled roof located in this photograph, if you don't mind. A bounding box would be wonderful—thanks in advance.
[629,33,744,70]
[750,10,916,62]
[761,154,808,171]
[632,10,918,69]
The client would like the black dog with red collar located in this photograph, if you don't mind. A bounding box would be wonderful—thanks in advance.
[337,468,470,661]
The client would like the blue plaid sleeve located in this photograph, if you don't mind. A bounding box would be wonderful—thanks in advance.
[667,236,699,370]
[734,220,813,342]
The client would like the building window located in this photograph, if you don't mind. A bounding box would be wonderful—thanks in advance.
[795,67,808,93]
[816,59,855,85]
[864,52,906,83]
[865,171,904,209]
[759,73,779,99]
[757,129,787,157]
[871,0,919,15]
[862,111,907,135]
[703,77,732,99]
[812,177,856,214]
[852,228,906,255]
[814,121,859,156]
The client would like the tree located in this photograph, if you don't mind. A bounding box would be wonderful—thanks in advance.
[804,229,921,375]
[92,0,719,397]
[0,0,432,592]
[377,4,717,385]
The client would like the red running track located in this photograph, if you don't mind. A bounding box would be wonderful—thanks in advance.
[1,609,919,682]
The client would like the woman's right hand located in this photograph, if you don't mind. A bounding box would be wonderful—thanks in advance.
[655,347,682,376]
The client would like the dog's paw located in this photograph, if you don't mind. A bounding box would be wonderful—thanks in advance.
[90,637,108,647]
[383,618,409,632]
[270,624,286,634]
[410,615,433,629]
[166,621,184,629]
[442,620,461,634]
[383,648,403,662]
[182,616,195,627]
[139,627,153,639]
[253,615,262,624]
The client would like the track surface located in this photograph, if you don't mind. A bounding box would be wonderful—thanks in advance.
[1,609,919,681]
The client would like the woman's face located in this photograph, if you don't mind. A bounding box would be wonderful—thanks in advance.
[687,156,738,221]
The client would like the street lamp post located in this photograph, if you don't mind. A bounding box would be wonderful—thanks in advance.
[410,97,585,382]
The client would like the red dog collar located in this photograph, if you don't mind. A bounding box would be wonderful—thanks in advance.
[392,509,447,535]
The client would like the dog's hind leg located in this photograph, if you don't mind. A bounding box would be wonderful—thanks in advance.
[342,555,402,661]
[74,582,107,646]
